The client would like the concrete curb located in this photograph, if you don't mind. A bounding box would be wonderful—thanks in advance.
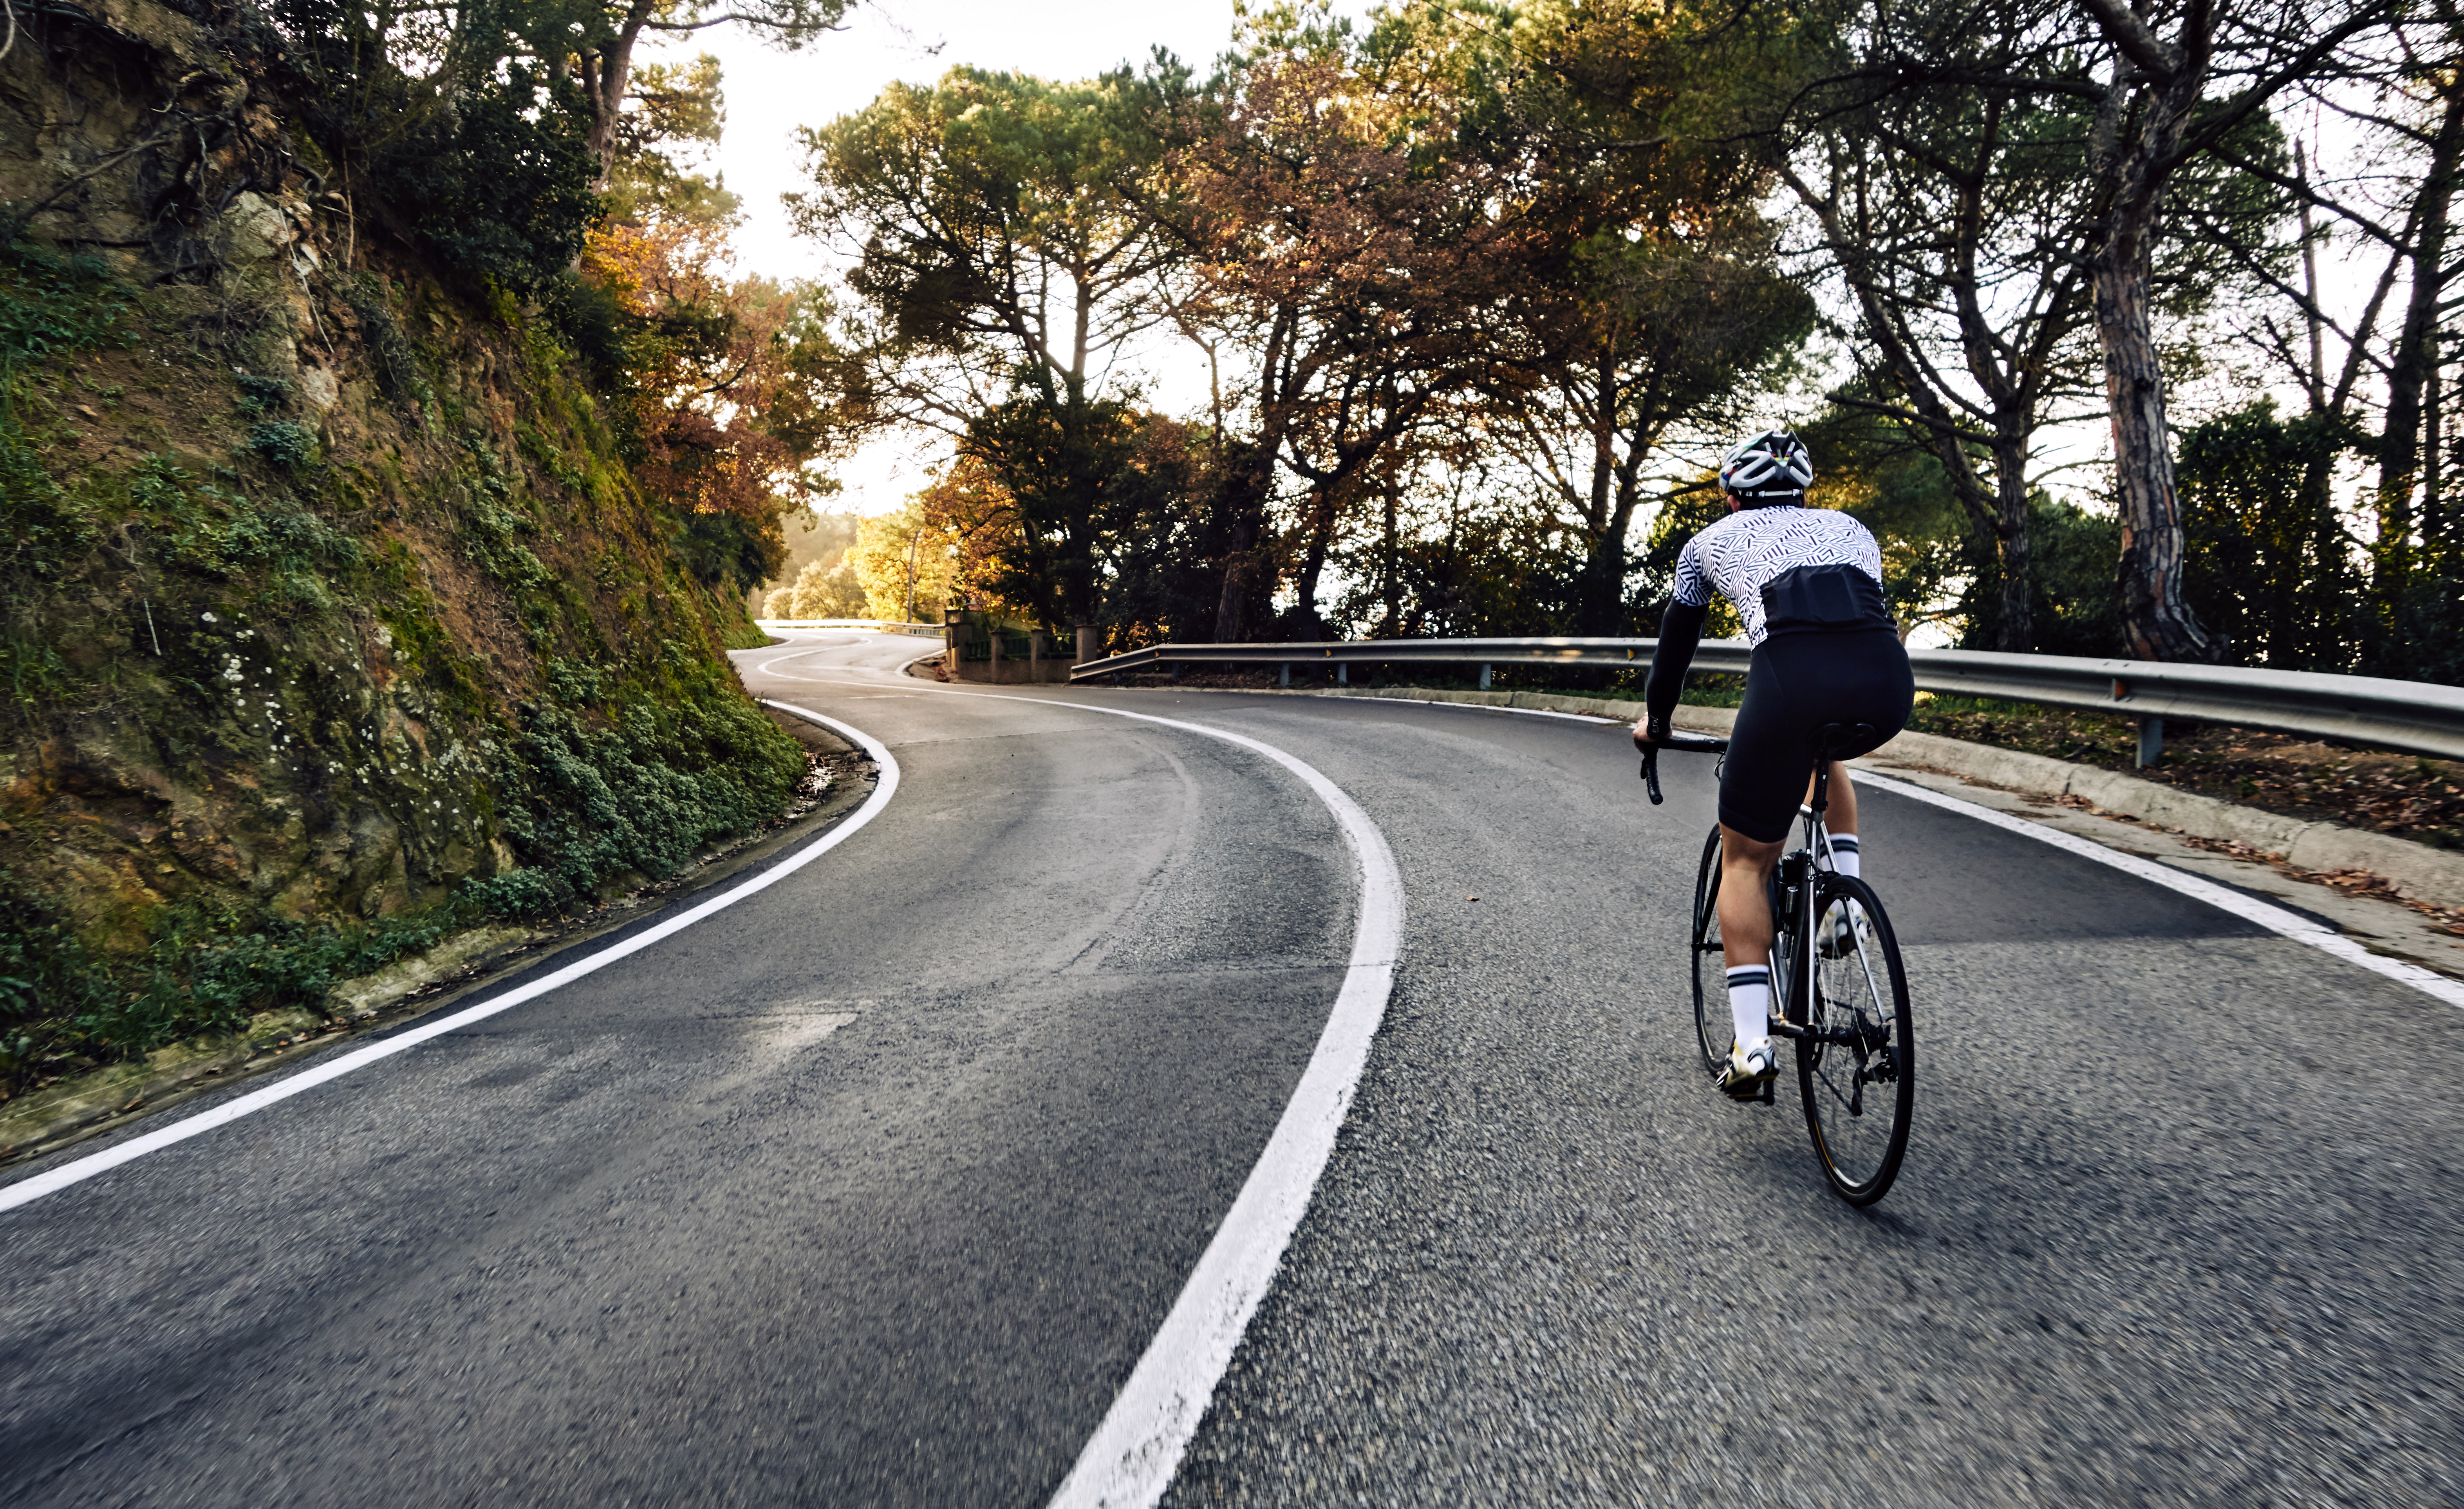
[1308,686,2464,910]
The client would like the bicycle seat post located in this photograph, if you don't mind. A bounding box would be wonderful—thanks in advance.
[1805,722,1876,830]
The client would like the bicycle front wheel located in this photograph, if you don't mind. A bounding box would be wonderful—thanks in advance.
[1796,873,1915,1205]
[1687,825,1729,1077]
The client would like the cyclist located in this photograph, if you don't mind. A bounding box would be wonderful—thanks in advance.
[1633,430,1914,1099]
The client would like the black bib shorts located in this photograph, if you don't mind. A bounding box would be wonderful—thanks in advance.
[1719,625,1915,843]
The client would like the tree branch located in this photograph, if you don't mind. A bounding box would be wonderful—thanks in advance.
[2076,0,2183,78]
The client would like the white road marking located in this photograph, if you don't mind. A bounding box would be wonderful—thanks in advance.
[1859,771,2464,1010]
[1017,707,1403,1509]
[0,708,901,1215]
[740,655,1408,1509]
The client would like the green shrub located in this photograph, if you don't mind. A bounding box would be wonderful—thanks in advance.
[235,373,293,416]
[246,420,321,469]
[487,690,802,911]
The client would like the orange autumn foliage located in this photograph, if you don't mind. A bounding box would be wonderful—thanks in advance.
[581,220,831,531]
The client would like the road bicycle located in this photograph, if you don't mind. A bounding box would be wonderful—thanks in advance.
[1641,725,1915,1206]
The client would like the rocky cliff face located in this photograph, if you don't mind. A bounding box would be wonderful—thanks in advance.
[0,0,801,1072]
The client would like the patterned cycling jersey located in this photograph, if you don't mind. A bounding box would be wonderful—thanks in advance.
[1672,505,1886,646]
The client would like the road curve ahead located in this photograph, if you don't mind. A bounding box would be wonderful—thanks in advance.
[0,631,1364,1507]
[6,631,2461,1507]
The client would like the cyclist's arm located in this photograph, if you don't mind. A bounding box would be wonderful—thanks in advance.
[1640,597,1709,741]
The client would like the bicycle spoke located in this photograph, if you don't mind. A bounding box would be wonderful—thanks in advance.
[1796,874,1914,1205]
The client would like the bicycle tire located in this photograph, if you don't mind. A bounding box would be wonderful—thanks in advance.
[1687,825,1728,1077]
[1795,873,1915,1205]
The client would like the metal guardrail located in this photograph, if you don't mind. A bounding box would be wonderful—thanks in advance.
[1068,636,2464,763]
[757,618,943,635]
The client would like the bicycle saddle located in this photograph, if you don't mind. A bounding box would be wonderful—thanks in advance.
[1810,722,1880,761]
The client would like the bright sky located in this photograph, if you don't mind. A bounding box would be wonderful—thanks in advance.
[677,0,1293,513]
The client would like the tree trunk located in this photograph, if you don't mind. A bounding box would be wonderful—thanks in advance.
[1379,476,1400,635]
[580,0,659,184]
[2092,236,2222,662]
[2428,349,2444,563]
[1212,444,1272,641]
[1570,529,1626,638]
[2375,86,2464,563]
[1290,484,1342,639]
[1990,429,2035,652]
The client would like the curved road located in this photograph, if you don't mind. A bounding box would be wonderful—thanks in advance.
[3,629,2458,1506]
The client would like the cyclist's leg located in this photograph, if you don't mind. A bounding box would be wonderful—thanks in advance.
[1815,761,1861,875]
[1714,643,1810,1067]
[1715,822,1794,1083]
[1715,829,1783,964]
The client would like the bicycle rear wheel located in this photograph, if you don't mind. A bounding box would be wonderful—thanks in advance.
[1795,874,1914,1205]
[1687,825,1728,1077]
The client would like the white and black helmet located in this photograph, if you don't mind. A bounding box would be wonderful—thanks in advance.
[1718,430,1815,501]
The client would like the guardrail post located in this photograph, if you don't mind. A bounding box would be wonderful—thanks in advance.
[1279,663,1290,688]
[1479,663,1491,690]
[1337,663,1348,686]
[2136,716,2164,768]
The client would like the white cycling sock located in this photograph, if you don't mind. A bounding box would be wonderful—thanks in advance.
[1830,834,1862,880]
[1726,966,1771,1054]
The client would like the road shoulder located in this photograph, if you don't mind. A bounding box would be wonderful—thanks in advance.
[0,713,880,1170]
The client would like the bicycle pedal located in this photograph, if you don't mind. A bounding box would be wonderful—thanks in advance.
[1757,1079,1775,1105]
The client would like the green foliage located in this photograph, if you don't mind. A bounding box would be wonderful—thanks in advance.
[234,374,293,416]
[337,274,430,407]
[2176,401,2368,672]
[542,273,635,384]
[388,73,606,298]
[0,241,129,403]
[246,420,322,470]
[0,242,126,563]
[2363,571,2464,686]
[454,440,556,590]
[518,421,590,491]
[134,456,362,580]
[1321,487,1589,641]
[606,54,745,228]
[483,687,803,912]
[676,509,788,597]
[1958,497,2123,657]
[0,872,109,1092]
[0,242,132,713]
[962,394,1127,621]
[276,0,605,300]
[0,655,804,1071]
[544,657,606,703]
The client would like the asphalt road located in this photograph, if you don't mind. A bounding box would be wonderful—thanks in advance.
[4,631,2458,1506]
